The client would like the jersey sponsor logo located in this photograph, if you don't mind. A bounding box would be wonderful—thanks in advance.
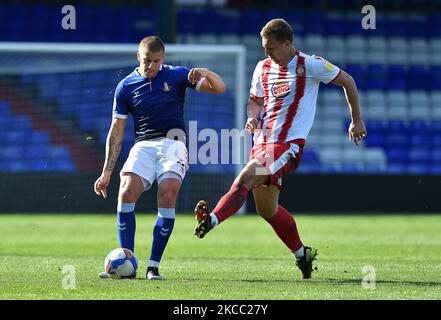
[133,90,141,98]
[271,79,291,98]
[163,82,171,92]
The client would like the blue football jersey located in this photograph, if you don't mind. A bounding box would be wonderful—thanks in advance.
[113,65,197,142]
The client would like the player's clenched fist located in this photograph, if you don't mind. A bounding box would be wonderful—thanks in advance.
[188,68,209,85]
[94,172,111,199]
[245,117,259,134]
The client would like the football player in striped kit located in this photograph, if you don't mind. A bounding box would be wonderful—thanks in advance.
[194,19,366,279]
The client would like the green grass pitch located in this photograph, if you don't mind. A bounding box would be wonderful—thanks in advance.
[0,213,440,300]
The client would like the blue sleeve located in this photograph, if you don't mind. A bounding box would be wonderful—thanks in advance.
[112,81,129,119]
[175,66,197,90]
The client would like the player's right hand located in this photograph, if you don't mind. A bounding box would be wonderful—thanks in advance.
[245,117,259,134]
[94,172,111,199]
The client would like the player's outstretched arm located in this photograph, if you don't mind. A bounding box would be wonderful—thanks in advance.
[94,118,126,199]
[331,70,367,146]
[188,68,226,94]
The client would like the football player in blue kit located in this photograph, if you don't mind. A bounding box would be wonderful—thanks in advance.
[94,36,226,280]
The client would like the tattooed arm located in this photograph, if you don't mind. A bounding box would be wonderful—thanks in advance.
[94,118,126,199]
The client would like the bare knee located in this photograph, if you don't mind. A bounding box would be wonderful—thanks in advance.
[235,160,267,188]
[158,188,179,208]
[118,176,143,203]
[119,187,138,203]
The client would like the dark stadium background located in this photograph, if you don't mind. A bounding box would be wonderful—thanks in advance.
[1,0,440,213]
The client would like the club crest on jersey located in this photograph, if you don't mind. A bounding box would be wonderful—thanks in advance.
[271,79,290,98]
[163,82,171,92]
[296,64,306,76]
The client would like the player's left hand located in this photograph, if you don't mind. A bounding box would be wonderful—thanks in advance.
[348,119,367,146]
[188,68,210,85]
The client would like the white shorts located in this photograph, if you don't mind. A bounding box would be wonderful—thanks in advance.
[120,138,189,191]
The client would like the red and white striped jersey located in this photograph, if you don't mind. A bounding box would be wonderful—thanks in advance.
[249,50,341,144]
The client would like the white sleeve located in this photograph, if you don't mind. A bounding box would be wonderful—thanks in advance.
[249,61,264,98]
[311,56,341,84]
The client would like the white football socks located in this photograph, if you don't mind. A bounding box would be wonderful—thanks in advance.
[293,246,305,261]
[209,213,218,228]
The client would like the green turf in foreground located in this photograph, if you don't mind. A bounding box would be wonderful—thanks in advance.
[0,214,440,300]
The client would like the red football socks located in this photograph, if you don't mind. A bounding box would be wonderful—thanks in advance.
[265,205,303,252]
[212,183,249,223]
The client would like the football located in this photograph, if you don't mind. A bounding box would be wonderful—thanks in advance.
[104,248,138,279]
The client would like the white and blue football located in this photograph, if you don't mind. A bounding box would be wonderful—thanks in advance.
[104,248,138,279]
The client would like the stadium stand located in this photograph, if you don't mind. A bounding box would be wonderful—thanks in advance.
[0,2,440,175]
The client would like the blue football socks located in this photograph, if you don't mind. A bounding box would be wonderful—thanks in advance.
[117,203,136,253]
[149,208,175,267]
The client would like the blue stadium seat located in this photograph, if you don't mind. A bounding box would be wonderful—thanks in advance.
[387,163,407,174]
[366,120,387,133]
[325,16,346,36]
[410,133,431,146]
[346,17,365,35]
[7,162,30,172]
[429,165,441,174]
[407,163,429,174]
[24,145,50,160]
[219,14,241,35]
[13,116,32,131]
[409,120,429,132]
[431,121,441,133]
[387,65,407,90]
[241,9,265,34]
[364,165,384,174]
[431,133,441,147]
[198,9,222,34]
[386,133,408,147]
[48,146,71,160]
[341,165,361,173]
[431,66,441,90]
[365,133,386,148]
[0,146,25,160]
[303,12,325,35]
[429,14,441,37]
[408,65,430,90]
[176,9,199,34]
[431,149,441,163]
[5,131,28,147]
[385,17,408,37]
[0,101,12,116]
[301,150,320,164]
[388,120,408,132]
[409,147,430,163]
[366,65,387,90]
[387,148,409,162]
[50,159,76,171]
[285,11,304,35]
[297,163,321,173]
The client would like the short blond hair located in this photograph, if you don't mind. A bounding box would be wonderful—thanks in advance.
[260,19,293,43]
[139,36,165,53]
